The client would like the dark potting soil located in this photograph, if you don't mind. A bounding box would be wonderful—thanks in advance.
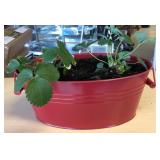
[58,56,147,81]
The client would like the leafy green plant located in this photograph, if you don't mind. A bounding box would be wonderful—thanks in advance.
[7,40,76,107]
[72,25,152,74]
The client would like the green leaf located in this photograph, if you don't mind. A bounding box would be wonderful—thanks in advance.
[25,77,52,107]
[57,40,76,67]
[7,59,20,73]
[14,69,33,93]
[72,42,87,51]
[42,48,58,63]
[116,64,125,74]
[72,40,97,51]
[36,63,60,82]
[17,65,26,72]
[98,38,112,45]
[97,33,108,40]
[110,26,123,35]
[17,56,30,64]
[87,40,97,46]
[121,34,133,45]
[16,56,31,72]
[104,25,110,30]
[118,51,130,60]
[133,31,148,44]
[98,38,106,45]
[104,26,133,45]
[107,54,114,67]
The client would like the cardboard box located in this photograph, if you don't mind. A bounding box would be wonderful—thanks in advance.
[4,26,32,76]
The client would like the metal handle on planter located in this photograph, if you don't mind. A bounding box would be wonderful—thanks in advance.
[14,72,24,95]
[145,68,156,88]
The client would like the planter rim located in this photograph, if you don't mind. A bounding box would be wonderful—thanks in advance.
[57,53,152,84]
[57,68,151,84]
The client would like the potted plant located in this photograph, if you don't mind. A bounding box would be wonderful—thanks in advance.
[7,25,156,129]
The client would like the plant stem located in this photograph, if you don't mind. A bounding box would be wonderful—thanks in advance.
[115,40,122,55]
[114,40,122,61]
[129,40,148,55]
[87,50,108,64]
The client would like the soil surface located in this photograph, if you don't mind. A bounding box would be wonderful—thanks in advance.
[58,56,147,81]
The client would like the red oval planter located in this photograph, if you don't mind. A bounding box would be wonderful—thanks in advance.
[15,53,156,129]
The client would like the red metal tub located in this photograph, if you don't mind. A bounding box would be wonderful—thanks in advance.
[15,53,156,129]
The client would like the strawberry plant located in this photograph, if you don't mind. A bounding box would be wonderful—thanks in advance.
[7,40,76,106]
[72,25,154,74]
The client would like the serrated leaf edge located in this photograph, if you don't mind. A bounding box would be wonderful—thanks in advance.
[25,78,53,107]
